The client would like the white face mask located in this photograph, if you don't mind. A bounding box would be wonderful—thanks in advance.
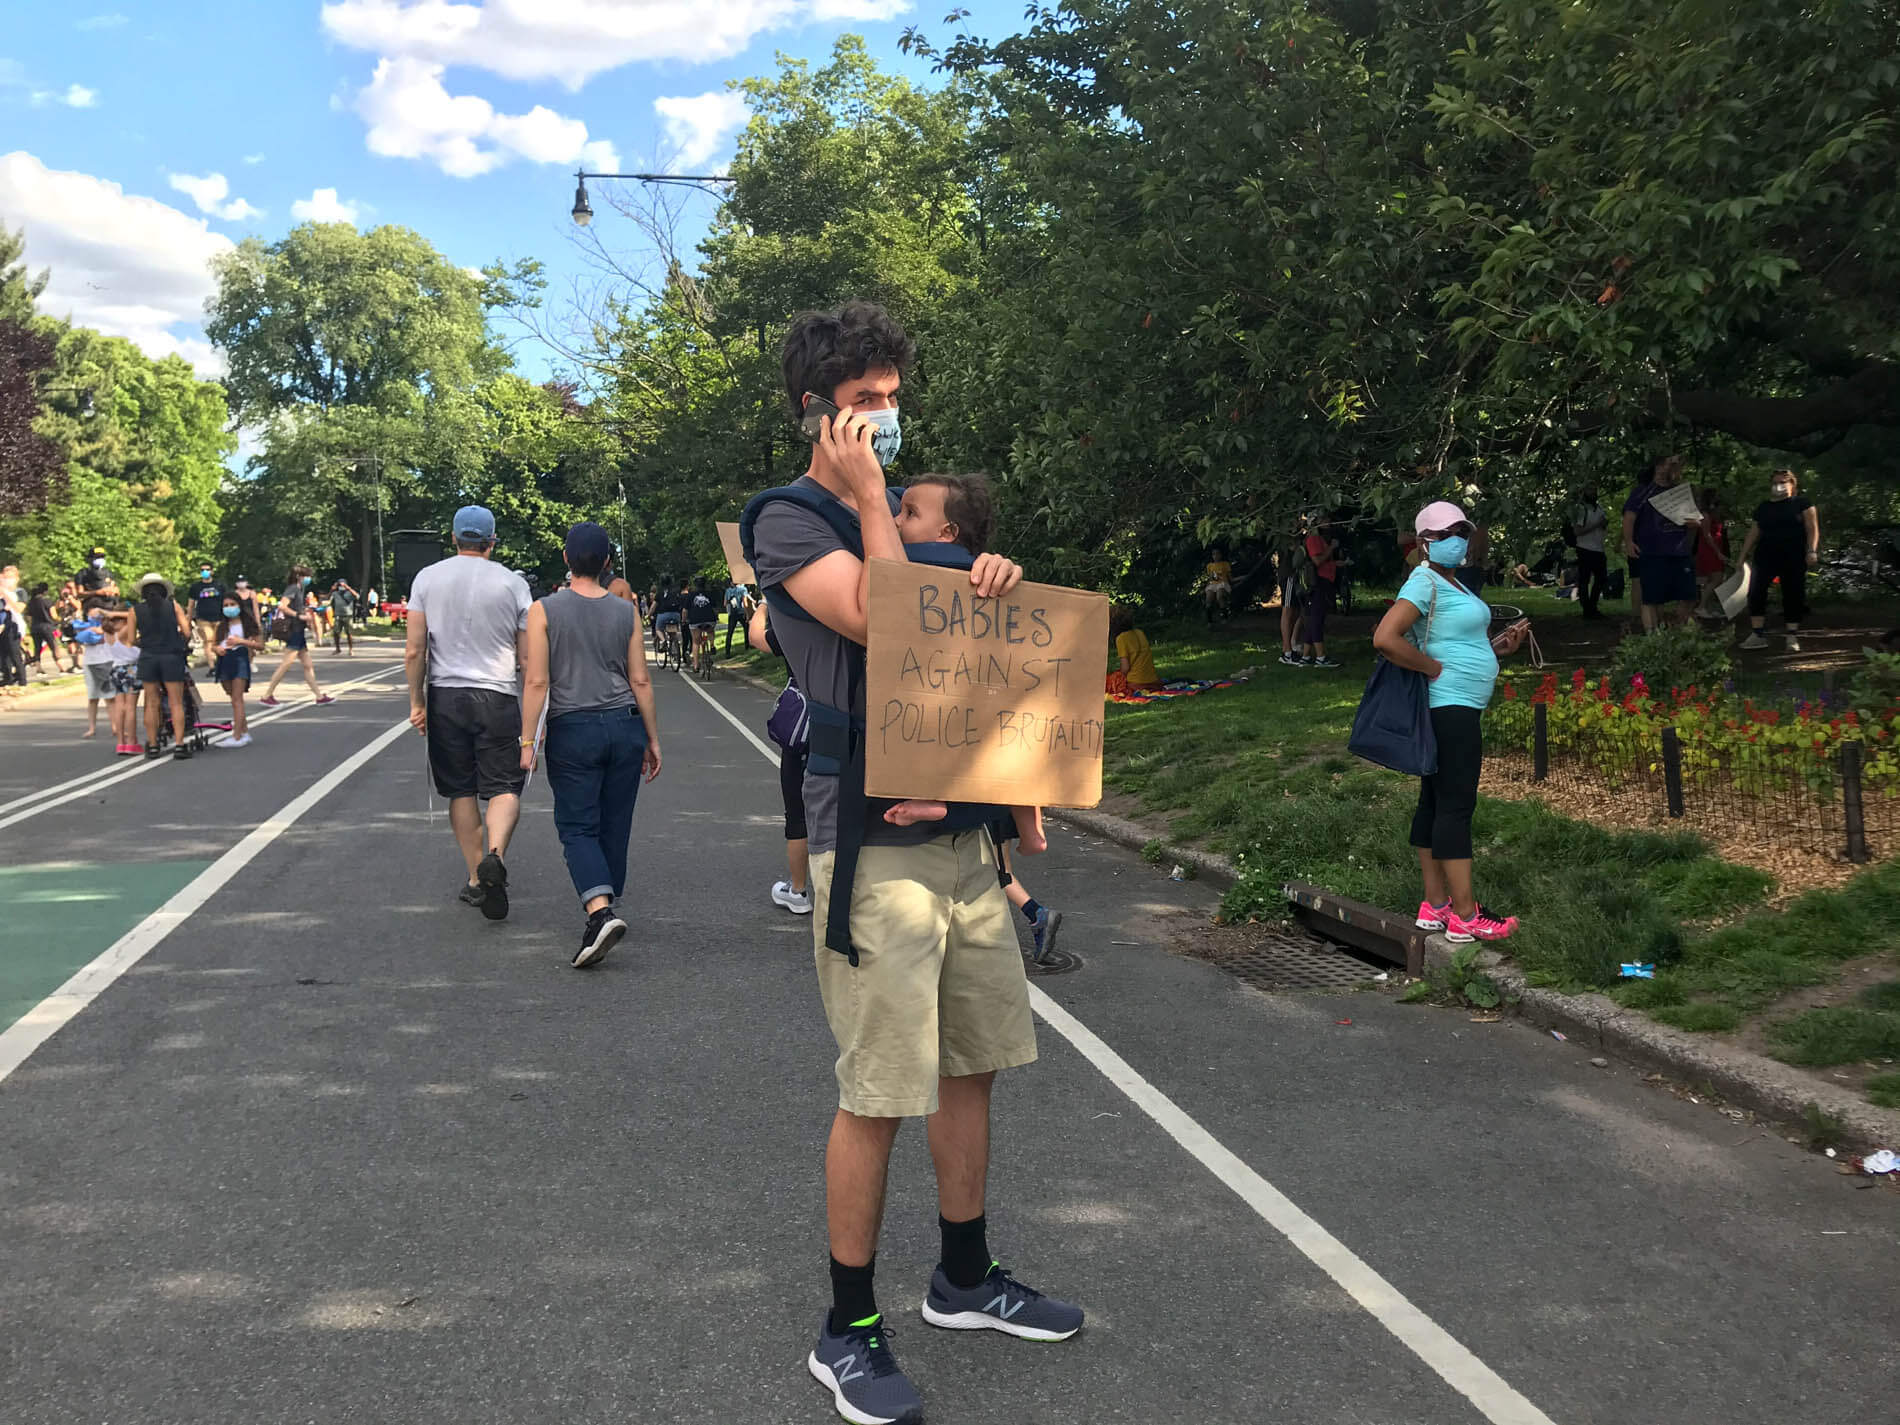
[858,407,902,468]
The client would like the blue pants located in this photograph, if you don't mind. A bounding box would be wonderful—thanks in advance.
[543,708,647,906]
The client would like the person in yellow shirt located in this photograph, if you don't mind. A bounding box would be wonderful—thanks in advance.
[1111,606,1162,690]
[1203,546,1233,622]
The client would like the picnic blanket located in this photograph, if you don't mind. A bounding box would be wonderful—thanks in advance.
[1107,673,1244,705]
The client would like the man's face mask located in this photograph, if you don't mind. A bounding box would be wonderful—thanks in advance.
[859,407,902,469]
[91,558,105,570]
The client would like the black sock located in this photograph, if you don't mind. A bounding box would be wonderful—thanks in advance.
[939,1214,992,1290]
[829,1255,878,1333]
[1020,897,1042,925]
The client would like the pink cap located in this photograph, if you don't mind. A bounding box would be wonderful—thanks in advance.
[1414,500,1468,535]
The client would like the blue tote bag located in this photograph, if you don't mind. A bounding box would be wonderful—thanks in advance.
[1347,580,1438,777]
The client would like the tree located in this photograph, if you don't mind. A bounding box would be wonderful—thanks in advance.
[208,222,498,587]
[0,223,62,517]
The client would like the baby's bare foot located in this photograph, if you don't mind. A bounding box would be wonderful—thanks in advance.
[884,799,948,826]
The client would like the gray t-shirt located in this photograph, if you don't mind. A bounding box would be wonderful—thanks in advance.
[750,477,940,856]
[409,554,531,693]
[542,588,638,716]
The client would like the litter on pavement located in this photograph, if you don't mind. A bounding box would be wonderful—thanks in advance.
[1550,1030,1568,1041]
[1619,963,1656,979]
[1862,1149,1898,1174]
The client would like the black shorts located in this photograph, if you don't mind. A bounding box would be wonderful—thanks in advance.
[137,651,190,686]
[427,686,525,801]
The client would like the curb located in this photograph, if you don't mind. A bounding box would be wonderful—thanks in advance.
[0,678,86,710]
[1050,807,1236,886]
[1049,807,1900,1153]
[1421,939,1900,1154]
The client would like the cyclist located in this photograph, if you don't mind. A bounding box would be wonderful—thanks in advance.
[685,577,719,674]
[651,581,685,668]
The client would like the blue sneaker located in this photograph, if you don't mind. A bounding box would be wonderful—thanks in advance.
[1030,907,1063,963]
[808,1312,923,1425]
[921,1262,1083,1342]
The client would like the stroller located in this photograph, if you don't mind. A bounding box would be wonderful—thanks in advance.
[149,670,221,756]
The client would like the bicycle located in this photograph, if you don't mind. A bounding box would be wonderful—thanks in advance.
[693,625,715,680]
[660,620,685,671]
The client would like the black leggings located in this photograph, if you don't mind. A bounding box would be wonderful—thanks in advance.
[1747,555,1808,623]
[1411,705,1484,861]
[779,741,809,841]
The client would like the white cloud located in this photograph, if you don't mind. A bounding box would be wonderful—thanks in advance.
[351,55,619,178]
[242,152,266,165]
[289,187,364,223]
[0,151,230,376]
[77,13,129,29]
[167,171,264,223]
[32,83,100,109]
[320,0,910,89]
[653,91,748,172]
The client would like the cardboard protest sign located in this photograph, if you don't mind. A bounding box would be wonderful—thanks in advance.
[865,558,1110,808]
[716,521,757,586]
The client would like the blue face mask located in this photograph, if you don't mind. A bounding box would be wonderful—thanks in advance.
[859,407,902,468]
[1427,535,1469,567]
[222,604,240,618]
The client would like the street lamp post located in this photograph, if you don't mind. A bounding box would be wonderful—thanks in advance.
[570,170,735,226]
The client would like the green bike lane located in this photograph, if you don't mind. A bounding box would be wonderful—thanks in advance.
[0,673,412,1038]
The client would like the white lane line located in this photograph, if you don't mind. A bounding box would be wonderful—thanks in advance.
[670,666,781,763]
[0,717,412,1087]
[692,671,1559,1425]
[0,664,404,833]
[0,660,403,818]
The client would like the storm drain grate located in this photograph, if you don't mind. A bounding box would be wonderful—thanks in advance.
[1220,933,1376,992]
[1022,948,1083,977]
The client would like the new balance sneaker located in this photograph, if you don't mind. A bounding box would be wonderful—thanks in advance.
[573,907,626,969]
[1444,904,1518,943]
[1415,900,1450,932]
[1278,651,1303,667]
[1030,906,1062,962]
[808,1312,923,1425]
[772,879,814,915]
[1309,656,1343,669]
[476,851,509,921]
[1739,633,1768,650]
[921,1263,1083,1342]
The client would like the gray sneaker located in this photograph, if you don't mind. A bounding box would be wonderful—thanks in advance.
[808,1312,923,1425]
[921,1262,1083,1342]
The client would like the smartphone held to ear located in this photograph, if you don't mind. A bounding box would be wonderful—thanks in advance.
[799,393,840,443]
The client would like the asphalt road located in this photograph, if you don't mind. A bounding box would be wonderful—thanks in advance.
[1,650,1894,1425]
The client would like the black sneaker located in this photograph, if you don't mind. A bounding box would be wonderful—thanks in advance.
[573,908,627,969]
[808,1312,923,1425]
[457,883,486,909]
[476,851,508,921]
[1309,656,1342,669]
[1278,651,1302,666]
[172,744,193,760]
[921,1262,1083,1342]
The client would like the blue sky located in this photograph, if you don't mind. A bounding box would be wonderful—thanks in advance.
[1,0,1018,384]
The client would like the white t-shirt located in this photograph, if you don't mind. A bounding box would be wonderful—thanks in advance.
[1572,503,1608,554]
[407,554,531,693]
[108,639,138,668]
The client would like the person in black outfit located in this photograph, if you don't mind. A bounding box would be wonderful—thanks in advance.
[133,573,195,759]
[1736,468,1821,653]
[684,577,719,665]
[75,547,114,595]
[25,583,73,673]
[186,562,226,669]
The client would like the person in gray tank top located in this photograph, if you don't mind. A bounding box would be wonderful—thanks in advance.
[519,522,664,968]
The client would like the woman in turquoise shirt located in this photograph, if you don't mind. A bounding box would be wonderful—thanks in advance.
[1372,501,1529,945]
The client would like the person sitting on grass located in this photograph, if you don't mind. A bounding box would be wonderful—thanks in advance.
[1110,604,1162,691]
[1203,546,1233,623]
[880,472,1049,858]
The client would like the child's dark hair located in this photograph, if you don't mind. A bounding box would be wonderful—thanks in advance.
[908,472,994,556]
[781,301,915,420]
[1109,604,1136,638]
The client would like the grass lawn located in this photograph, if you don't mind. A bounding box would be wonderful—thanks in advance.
[1106,609,1900,1108]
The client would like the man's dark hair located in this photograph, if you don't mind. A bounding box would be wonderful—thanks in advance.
[781,301,916,420]
[693,576,708,594]
[570,548,608,580]
[908,472,994,556]
[31,582,47,596]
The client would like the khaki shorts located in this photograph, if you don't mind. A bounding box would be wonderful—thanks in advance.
[810,830,1037,1118]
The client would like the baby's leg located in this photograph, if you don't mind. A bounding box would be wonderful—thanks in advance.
[883,799,948,826]
[1011,805,1047,854]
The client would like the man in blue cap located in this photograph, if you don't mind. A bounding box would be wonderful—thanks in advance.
[405,505,534,919]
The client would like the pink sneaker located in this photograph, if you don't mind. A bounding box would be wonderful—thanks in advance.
[259,696,281,707]
[1415,901,1450,932]
[1445,905,1518,943]
[315,695,335,705]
